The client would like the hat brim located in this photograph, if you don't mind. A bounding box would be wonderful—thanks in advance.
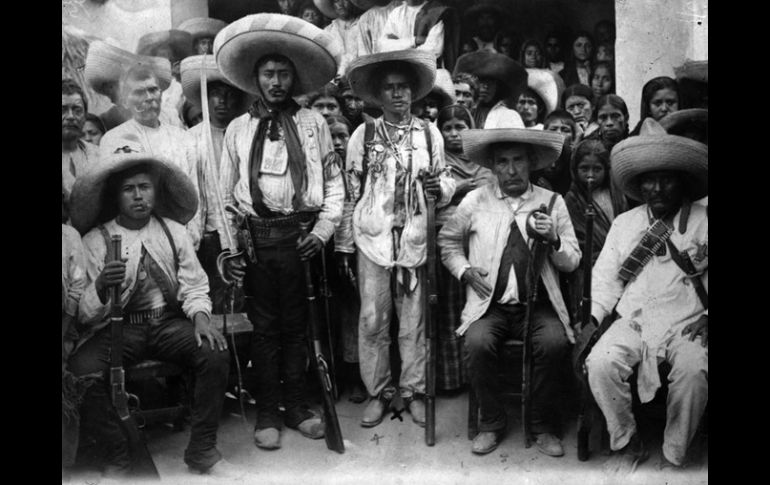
[611,134,708,202]
[178,18,227,41]
[70,154,198,235]
[136,30,193,59]
[180,55,253,111]
[214,14,341,96]
[461,128,564,171]
[526,68,564,116]
[347,49,437,106]
[454,51,527,97]
[85,41,171,94]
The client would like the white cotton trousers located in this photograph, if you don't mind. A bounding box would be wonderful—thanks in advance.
[357,251,425,398]
[585,318,708,465]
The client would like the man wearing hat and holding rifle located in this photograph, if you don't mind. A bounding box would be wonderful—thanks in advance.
[438,128,579,456]
[213,13,345,450]
[584,118,708,473]
[453,50,526,130]
[337,49,455,428]
[67,152,233,477]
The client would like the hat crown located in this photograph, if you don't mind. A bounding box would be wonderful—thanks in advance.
[639,117,669,136]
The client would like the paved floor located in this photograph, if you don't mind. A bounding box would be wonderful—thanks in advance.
[66,386,707,485]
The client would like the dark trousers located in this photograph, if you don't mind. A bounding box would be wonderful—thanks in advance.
[243,245,314,430]
[464,301,569,434]
[197,231,246,314]
[68,318,230,470]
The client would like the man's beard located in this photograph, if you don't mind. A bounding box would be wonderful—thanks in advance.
[62,125,82,142]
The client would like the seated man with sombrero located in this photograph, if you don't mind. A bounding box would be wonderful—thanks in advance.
[438,128,580,457]
[585,118,708,472]
[67,152,232,477]
[213,13,345,450]
[453,50,526,130]
[337,49,455,428]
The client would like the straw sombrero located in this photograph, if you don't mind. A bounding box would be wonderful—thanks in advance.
[180,55,254,111]
[214,13,341,96]
[85,40,172,95]
[69,153,198,235]
[611,118,708,202]
[454,51,527,97]
[178,17,228,42]
[136,30,193,60]
[347,49,436,106]
[659,108,708,144]
[461,128,564,171]
[526,68,564,115]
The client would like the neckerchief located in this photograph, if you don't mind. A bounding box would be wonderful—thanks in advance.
[247,97,307,216]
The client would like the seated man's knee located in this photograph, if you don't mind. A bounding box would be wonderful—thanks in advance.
[464,322,497,356]
[585,346,622,380]
[670,343,708,385]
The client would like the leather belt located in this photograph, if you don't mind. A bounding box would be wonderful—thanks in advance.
[124,306,167,325]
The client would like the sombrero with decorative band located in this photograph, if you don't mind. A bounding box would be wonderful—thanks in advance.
[347,49,436,106]
[180,55,254,111]
[659,108,708,144]
[85,40,172,95]
[136,30,193,60]
[461,128,565,171]
[453,51,527,97]
[69,152,198,235]
[214,13,341,96]
[178,17,228,41]
[526,68,564,116]
[611,118,708,202]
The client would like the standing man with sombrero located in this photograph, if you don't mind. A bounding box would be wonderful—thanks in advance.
[213,13,345,450]
[437,128,579,456]
[180,54,252,313]
[453,50,526,130]
[337,49,455,428]
[584,118,708,473]
[62,79,99,202]
[67,153,233,477]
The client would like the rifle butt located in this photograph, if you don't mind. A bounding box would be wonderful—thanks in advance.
[425,394,436,446]
[118,416,160,479]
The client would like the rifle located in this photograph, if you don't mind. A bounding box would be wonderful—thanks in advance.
[319,250,339,401]
[576,180,595,461]
[108,235,160,479]
[299,222,345,454]
[424,193,438,446]
[522,199,558,447]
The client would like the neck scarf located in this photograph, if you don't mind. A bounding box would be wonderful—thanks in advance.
[247,97,307,216]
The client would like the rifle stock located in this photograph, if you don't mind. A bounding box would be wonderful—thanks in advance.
[108,235,160,479]
[300,223,345,454]
[424,194,438,446]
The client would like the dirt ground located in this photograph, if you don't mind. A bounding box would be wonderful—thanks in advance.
[65,386,707,485]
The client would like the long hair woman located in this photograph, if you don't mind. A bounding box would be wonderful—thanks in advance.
[630,76,680,135]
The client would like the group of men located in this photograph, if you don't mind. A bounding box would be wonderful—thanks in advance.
[61,5,707,481]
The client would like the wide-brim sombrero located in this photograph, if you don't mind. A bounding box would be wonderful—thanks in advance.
[70,153,198,235]
[347,49,436,106]
[659,108,708,144]
[214,13,341,96]
[178,17,228,41]
[611,118,708,202]
[461,128,564,171]
[454,51,527,97]
[85,40,172,95]
[351,0,378,10]
[526,68,564,115]
[136,30,193,60]
[180,55,254,111]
